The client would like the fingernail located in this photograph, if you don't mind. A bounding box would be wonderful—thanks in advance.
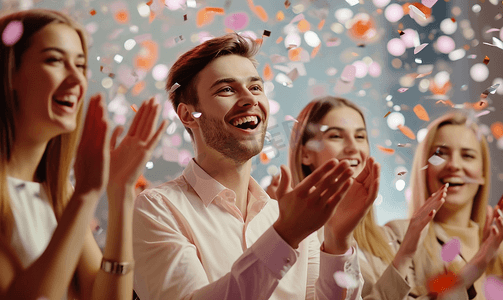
[497,208,503,219]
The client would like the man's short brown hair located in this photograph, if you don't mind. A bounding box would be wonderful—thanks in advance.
[166,33,260,138]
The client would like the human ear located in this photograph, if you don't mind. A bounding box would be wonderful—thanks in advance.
[177,103,199,130]
[301,145,313,167]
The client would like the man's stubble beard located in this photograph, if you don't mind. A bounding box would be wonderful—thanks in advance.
[199,115,266,164]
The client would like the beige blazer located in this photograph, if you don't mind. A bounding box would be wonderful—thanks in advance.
[386,219,475,300]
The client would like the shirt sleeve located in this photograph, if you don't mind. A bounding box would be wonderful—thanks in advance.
[314,245,363,300]
[363,264,411,300]
[306,232,321,300]
[132,193,298,300]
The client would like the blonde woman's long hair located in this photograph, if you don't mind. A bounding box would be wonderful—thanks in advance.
[289,95,394,265]
[409,112,502,280]
[0,9,87,243]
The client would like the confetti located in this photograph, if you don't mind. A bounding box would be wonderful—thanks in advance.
[285,115,298,122]
[2,20,23,46]
[146,0,153,5]
[90,9,97,16]
[428,154,445,166]
[334,271,359,289]
[377,145,395,155]
[305,140,324,152]
[224,13,249,31]
[398,87,409,93]
[467,54,477,59]
[420,165,429,170]
[320,125,329,132]
[485,28,501,33]
[398,171,407,176]
[284,0,291,9]
[398,125,416,140]
[441,238,461,262]
[345,0,359,6]
[409,5,426,20]
[263,30,271,37]
[265,131,272,142]
[398,30,405,36]
[397,143,412,148]
[287,68,299,82]
[114,10,129,24]
[475,110,490,118]
[428,271,458,294]
[130,104,138,112]
[259,151,271,164]
[483,55,490,65]
[384,111,391,118]
[169,83,181,93]
[340,65,356,83]
[414,43,429,55]
[484,276,503,300]
[483,37,503,50]
[491,122,503,139]
[184,14,187,21]
[413,104,430,121]
[421,0,438,8]
[482,83,500,95]
[192,112,202,118]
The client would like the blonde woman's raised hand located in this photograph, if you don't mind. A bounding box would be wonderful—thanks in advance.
[273,159,354,249]
[392,183,448,275]
[107,98,167,200]
[323,157,380,253]
[74,94,111,198]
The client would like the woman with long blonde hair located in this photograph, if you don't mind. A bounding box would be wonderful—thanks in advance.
[267,95,449,299]
[387,112,503,299]
[0,9,166,299]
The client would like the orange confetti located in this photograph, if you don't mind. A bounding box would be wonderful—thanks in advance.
[317,19,325,30]
[255,38,263,45]
[114,10,129,24]
[428,271,458,295]
[297,19,310,32]
[149,11,156,23]
[384,111,391,118]
[288,47,302,61]
[491,122,503,139]
[196,8,216,27]
[398,30,404,35]
[311,44,321,59]
[260,152,271,164]
[134,40,159,71]
[90,9,97,16]
[263,63,274,81]
[413,104,430,121]
[276,11,285,21]
[132,81,146,96]
[146,0,153,5]
[253,6,269,22]
[276,36,283,44]
[483,55,490,65]
[450,17,456,22]
[130,104,138,112]
[398,125,416,140]
[135,174,148,189]
[205,7,225,14]
[377,145,395,155]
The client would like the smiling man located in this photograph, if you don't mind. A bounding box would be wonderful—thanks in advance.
[132,33,364,300]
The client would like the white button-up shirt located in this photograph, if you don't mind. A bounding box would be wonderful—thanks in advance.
[133,159,362,300]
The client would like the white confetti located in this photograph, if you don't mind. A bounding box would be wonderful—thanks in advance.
[414,43,429,54]
[428,155,445,166]
[334,271,359,289]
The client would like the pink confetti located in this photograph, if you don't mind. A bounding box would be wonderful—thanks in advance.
[428,155,445,166]
[484,276,503,300]
[398,87,409,93]
[285,115,298,122]
[169,82,181,93]
[305,140,324,152]
[224,13,249,31]
[289,13,305,24]
[414,43,429,54]
[421,0,438,8]
[2,20,23,46]
[334,271,359,289]
[340,65,356,83]
[486,28,501,33]
[441,238,461,262]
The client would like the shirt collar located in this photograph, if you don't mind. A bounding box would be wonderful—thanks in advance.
[182,158,271,208]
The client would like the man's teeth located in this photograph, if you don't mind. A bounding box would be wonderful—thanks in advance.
[232,116,258,126]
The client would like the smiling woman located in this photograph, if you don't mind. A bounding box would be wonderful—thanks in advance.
[387,112,503,299]
[0,9,166,300]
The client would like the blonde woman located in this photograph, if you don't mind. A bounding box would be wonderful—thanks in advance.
[387,112,503,299]
[268,96,449,299]
[0,9,166,299]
